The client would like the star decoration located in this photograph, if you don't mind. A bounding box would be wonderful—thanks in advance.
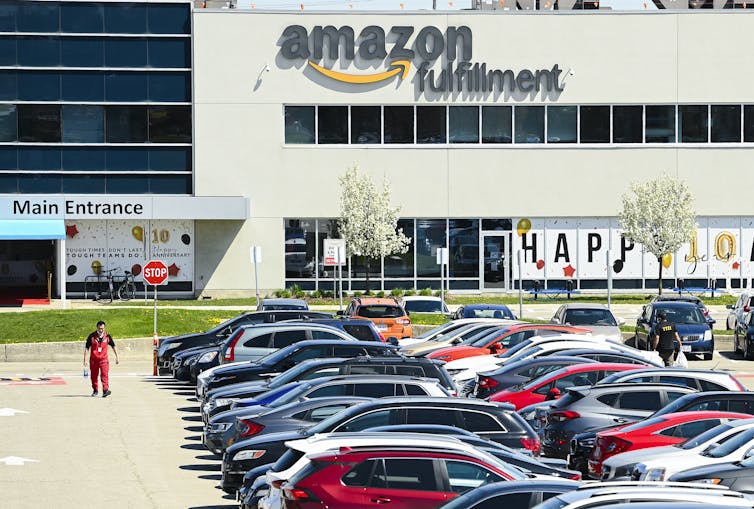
[168,263,180,276]
[563,264,576,278]
[733,261,741,270]
[66,224,79,238]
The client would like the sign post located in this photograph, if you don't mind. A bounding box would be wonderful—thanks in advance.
[606,249,612,310]
[324,239,347,311]
[436,247,448,308]
[250,246,262,306]
[143,259,169,375]
[517,250,523,319]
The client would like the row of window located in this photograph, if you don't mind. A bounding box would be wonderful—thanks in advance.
[0,105,191,144]
[285,104,754,145]
[0,71,191,102]
[0,173,191,194]
[0,36,190,68]
[0,146,192,172]
[0,2,190,35]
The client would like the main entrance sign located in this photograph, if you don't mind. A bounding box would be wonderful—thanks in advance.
[279,24,565,94]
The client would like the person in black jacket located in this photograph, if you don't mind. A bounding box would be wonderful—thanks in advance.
[652,311,681,367]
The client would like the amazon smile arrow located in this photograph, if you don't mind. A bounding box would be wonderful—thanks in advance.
[308,60,411,85]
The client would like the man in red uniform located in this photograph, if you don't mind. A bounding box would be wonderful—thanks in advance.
[84,320,119,397]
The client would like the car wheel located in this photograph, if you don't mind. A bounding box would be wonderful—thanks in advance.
[704,352,713,360]
[747,341,754,361]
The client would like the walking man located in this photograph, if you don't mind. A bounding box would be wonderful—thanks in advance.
[84,320,119,397]
[652,311,681,367]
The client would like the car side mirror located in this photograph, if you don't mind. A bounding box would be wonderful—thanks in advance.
[405,310,410,316]
[727,304,734,310]
[745,448,754,459]
[451,338,461,345]
[386,337,399,346]
[336,310,344,316]
[490,343,503,354]
[617,318,626,326]
[219,326,233,338]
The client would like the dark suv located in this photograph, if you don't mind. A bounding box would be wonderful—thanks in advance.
[157,309,332,372]
[221,396,539,494]
[542,382,697,458]
[633,301,714,359]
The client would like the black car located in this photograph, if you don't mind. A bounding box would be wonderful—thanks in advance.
[437,479,582,509]
[236,462,274,509]
[734,311,754,360]
[220,396,538,494]
[156,309,332,372]
[171,343,219,381]
[633,301,714,359]
[669,456,754,491]
[196,339,399,397]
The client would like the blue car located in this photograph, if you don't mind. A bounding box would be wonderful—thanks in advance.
[734,311,754,360]
[452,303,517,320]
[635,301,714,360]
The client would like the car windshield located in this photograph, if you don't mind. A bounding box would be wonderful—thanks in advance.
[415,321,460,340]
[497,340,533,359]
[467,306,513,319]
[263,382,313,408]
[679,423,734,450]
[403,300,444,313]
[431,324,476,343]
[467,328,513,347]
[563,309,617,326]
[205,313,249,334]
[262,304,307,310]
[703,427,754,458]
[617,416,668,433]
[655,307,706,324]
[358,305,404,318]
[505,346,544,364]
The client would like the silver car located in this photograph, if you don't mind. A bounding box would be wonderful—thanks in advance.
[550,303,624,342]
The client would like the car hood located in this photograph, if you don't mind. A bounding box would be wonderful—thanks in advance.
[401,339,454,355]
[208,380,270,399]
[669,461,742,481]
[577,325,622,340]
[212,361,268,377]
[603,444,683,468]
[226,429,310,455]
[445,354,500,370]
[675,323,711,336]
[428,346,484,360]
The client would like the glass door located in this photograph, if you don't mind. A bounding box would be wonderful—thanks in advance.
[482,234,510,290]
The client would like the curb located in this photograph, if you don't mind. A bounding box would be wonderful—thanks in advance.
[2,337,154,362]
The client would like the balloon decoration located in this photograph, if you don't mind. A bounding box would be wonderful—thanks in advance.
[612,259,624,273]
[536,259,545,270]
[67,265,77,276]
[662,253,673,269]
[131,226,144,242]
[131,264,142,277]
[181,234,191,245]
[91,260,102,275]
[516,218,531,237]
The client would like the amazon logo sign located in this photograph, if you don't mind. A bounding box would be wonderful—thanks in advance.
[279,25,565,94]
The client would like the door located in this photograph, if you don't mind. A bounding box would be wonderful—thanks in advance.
[482,234,510,290]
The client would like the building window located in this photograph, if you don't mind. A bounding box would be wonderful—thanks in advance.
[62,148,105,172]
[318,106,348,144]
[62,38,104,67]
[18,36,60,67]
[417,219,445,277]
[613,106,643,143]
[385,219,414,278]
[580,106,610,143]
[450,219,479,278]
[384,106,414,144]
[106,106,148,143]
[18,104,61,142]
[482,106,512,144]
[62,105,104,143]
[547,105,577,143]
[417,106,446,144]
[711,105,741,142]
[148,106,191,143]
[106,38,148,67]
[17,2,58,33]
[0,104,17,142]
[646,105,676,143]
[679,105,708,142]
[105,4,147,34]
[286,219,316,278]
[449,106,479,143]
[19,147,60,171]
[351,106,380,144]
[744,106,754,142]
[61,3,104,33]
[515,106,544,144]
[285,106,315,144]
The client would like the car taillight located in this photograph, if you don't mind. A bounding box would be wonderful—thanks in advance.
[223,331,242,362]
[396,318,411,325]
[548,410,581,423]
[568,471,582,480]
[521,437,540,454]
[237,419,265,437]
[283,487,318,502]
[745,306,750,313]
[478,377,499,390]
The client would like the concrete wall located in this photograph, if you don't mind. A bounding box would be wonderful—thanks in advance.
[1,338,153,363]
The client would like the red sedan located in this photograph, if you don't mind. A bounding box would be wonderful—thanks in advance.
[488,363,642,409]
[426,324,591,363]
[588,411,752,479]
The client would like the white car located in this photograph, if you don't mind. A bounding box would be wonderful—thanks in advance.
[400,320,517,356]
[600,418,754,481]
[398,318,513,347]
[400,296,450,315]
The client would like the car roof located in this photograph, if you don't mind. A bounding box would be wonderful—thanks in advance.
[298,374,440,384]
[650,301,703,309]
[464,304,512,310]
[279,339,398,348]
[353,297,402,306]
[236,322,353,331]
[652,294,704,303]
[401,296,442,301]
[260,298,307,306]
[559,303,610,310]
[568,382,699,394]
[348,395,515,410]
[602,367,735,377]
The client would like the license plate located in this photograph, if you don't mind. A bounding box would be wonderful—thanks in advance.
[377,324,388,331]
[682,345,692,352]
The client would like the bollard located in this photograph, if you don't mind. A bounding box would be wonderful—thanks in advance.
[153,332,159,376]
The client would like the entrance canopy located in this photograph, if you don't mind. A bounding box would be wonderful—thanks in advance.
[0,219,65,240]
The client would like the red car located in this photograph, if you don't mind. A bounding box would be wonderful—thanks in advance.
[587,410,752,479]
[426,324,591,363]
[488,363,642,409]
[281,447,522,509]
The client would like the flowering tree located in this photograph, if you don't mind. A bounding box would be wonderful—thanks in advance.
[618,175,696,295]
[338,165,410,292]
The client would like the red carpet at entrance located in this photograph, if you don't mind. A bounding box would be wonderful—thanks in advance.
[0,296,50,307]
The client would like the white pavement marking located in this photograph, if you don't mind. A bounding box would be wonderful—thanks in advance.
[0,408,29,417]
[0,456,38,466]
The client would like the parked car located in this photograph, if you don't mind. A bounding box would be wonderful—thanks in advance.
[221,397,540,493]
[237,462,275,509]
[734,312,754,360]
[170,344,218,381]
[542,383,698,458]
[156,309,332,372]
[727,292,754,330]
[339,296,413,340]
[550,303,624,342]
[196,340,399,397]
[401,321,516,357]
[588,411,751,479]
[399,318,509,347]
[634,301,714,360]
[288,318,384,343]
[489,363,644,409]
[427,324,591,363]
[257,298,309,311]
[650,293,714,328]
[668,453,754,491]
[453,303,517,320]
[401,296,450,315]
[596,368,746,392]
[437,479,582,509]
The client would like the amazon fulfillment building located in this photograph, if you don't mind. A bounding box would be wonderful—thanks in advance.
[3,1,754,301]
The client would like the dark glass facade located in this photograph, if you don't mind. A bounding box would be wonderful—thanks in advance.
[0,1,192,195]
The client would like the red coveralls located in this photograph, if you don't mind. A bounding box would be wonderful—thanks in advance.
[88,333,113,392]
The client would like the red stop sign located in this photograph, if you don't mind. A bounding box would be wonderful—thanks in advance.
[143,260,169,286]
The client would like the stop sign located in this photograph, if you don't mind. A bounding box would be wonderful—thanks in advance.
[143,259,169,286]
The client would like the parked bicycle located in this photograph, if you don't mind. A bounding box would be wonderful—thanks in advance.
[95,269,137,304]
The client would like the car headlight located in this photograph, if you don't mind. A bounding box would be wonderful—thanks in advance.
[187,356,199,365]
[233,450,266,461]
[214,398,236,408]
[704,330,712,340]
[208,422,233,433]
[644,467,666,481]
[696,478,722,484]
[199,351,218,363]
[164,343,182,351]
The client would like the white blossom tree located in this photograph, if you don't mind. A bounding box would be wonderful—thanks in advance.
[618,175,696,295]
[338,165,410,292]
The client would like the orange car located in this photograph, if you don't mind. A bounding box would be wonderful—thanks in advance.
[426,324,591,362]
[340,297,412,340]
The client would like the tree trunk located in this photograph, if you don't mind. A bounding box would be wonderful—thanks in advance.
[657,256,663,295]
[365,258,371,294]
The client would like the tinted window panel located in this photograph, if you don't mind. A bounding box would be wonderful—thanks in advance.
[351,106,380,144]
[318,106,348,144]
[406,408,459,426]
[711,105,741,142]
[383,459,438,491]
[482,106,512,143]
[580,106,610,143]
[61,3,104,33]
[619,391,661,410]
[19,147,60,170]
[462,411,505,432]
[744,106,754,142]
[646,105,676,143]
[446,460,501,493]
[613,105,643,143]
[0,146,16,170]
[18,105,61,142]
[547,105,577,143]
[354,383,396,398]
[19,174,61,193]
[0,2,17,31]
[0,71,16,100]
[147,4,190,34]
[105,4,146,34]
[63,174,106,194]
[242,332,271,348]
[417,106,446,144]
[149,175,190,194]
[343,460,376,487]
[515,106,544,144]
[680,105,708,142]
[106,148,149,171]
[0,104,17,142]
[148,106,191,143]
[384,218,414,278]
[150,147,190,171]
[18,2,58,32]
[105,72,148,102]
[0,38,15,66]
[449,106,478,143]
[106,106,148,143]
[106,174,148,194]
[0,175,16,192]
[62,105,104,143]
[148,39,190,68]
[417,219,444,278]
[18,71,60,101]
[272,330,307,348]
[404,384,428,395]
[61,38,104,67]
[337,409,393,432]
[384,106,413,144]
[149,72,191,102]
[285,106,314,144]
[62,148,106,171]
[106,38,147,67]
[62,72,104,101]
